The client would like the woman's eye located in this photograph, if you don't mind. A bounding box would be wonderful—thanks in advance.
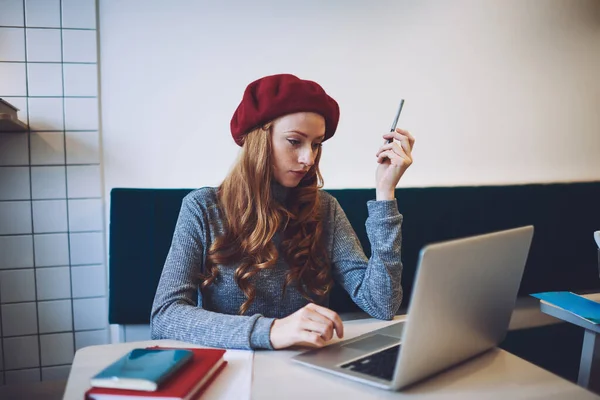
[312,143,323,150]
[287,139,300,146]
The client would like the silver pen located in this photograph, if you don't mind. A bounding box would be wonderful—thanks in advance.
[388,99,405,143]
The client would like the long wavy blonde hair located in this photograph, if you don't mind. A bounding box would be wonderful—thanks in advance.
[200,123,333,314]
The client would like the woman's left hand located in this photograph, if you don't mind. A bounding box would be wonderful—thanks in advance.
[375,128,415,200]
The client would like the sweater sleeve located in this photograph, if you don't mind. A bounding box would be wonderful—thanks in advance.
[150,193,275,350]
[329,197,403,320]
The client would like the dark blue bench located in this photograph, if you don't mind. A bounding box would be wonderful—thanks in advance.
[108,181,600,382]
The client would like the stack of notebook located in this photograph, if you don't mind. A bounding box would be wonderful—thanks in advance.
[85,346,227,400]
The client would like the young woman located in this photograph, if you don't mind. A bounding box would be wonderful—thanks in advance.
[151,73,414,350]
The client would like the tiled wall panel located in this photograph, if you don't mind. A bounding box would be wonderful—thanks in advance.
[0,0,106,384]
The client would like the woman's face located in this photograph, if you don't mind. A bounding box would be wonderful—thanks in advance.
[270,112,326,188]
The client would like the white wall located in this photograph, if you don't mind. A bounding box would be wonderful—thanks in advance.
[98,0,600,194]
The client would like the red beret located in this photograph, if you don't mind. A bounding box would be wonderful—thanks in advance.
[230,74,340,146]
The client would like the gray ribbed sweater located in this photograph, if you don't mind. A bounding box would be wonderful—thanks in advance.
[150,186,403,350]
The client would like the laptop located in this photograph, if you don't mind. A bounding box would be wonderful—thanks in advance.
[292,225,534,391]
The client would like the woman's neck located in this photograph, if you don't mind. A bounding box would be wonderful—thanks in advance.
[271,180,290,204]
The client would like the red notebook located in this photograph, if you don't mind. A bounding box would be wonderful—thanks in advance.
[85,347,227,400]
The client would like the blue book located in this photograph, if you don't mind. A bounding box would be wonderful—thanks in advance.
[531,291,600,325]
[90,348,194,391]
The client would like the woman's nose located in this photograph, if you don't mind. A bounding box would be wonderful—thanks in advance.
[299,147,315,167]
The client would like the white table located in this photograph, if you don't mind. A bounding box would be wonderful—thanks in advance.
[64,316,600,399]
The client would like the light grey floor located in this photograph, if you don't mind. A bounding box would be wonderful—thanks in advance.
[0,379,66,400]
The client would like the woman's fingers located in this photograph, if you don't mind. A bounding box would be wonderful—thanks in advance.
[378,149,413,168]
[398,128,415,149]
[382,129,415,153]
[377,149,400,164]
[387,128,415,146]
[304,303,344,338]
[376,142,405,158]
[377,145,409,164]
[381,135,411,156]
[270,304,345,349]
[301,318,334,341]
[299,330,326,347]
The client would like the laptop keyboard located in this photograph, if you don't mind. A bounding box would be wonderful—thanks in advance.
[340,344,401,381]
